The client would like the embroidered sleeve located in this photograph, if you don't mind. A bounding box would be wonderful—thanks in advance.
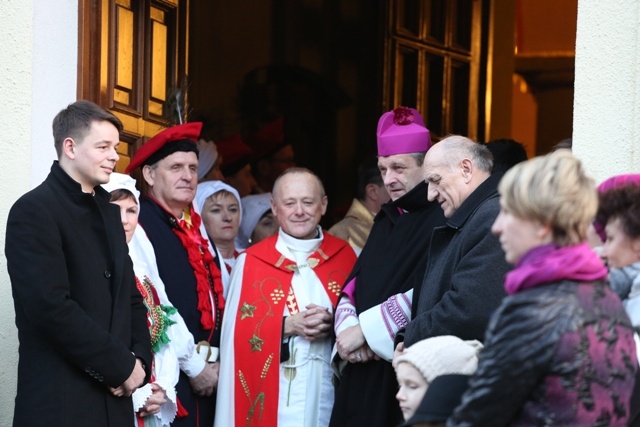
[360,289,413,361]
[334,296,360,336]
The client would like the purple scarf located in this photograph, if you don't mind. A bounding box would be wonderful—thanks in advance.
[504,242,607,295]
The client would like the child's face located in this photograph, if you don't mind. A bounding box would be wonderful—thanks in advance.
[396,362,429,421]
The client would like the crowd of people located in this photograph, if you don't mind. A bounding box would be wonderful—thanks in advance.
[5,100,640,427]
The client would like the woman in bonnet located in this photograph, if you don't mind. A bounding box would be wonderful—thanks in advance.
[195,181,242,273]
[103,173,182,426]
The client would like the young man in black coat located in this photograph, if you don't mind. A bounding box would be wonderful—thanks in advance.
[5,101,151,427]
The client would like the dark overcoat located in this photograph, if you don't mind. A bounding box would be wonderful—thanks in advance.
[406,173,511,345]
[330,181,447,427]
[5,162,151,427]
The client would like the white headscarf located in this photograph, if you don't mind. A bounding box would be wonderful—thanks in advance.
[194,181,242,224]
[196,139,219,180]
[236,192,273,250]
[101,172,140,204]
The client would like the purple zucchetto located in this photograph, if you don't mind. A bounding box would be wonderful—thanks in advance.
[376,106,431,156]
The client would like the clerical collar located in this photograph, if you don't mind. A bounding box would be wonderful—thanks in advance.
[278,226,323,254]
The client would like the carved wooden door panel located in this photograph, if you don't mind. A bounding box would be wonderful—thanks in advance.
[78,0,189,173]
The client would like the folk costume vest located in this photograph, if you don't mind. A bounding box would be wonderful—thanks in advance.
[234,233,356,426]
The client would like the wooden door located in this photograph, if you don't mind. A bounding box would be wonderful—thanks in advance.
[383,0,483,141]
[78,0,189,173]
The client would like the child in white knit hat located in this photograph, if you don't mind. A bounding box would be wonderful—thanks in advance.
[393,335,483,421]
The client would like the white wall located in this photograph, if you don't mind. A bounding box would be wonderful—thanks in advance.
[573,0,640,183]
[0,1,77,424]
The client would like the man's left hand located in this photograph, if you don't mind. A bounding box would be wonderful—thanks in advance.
[347,343,378,363]
[336,324,366,360]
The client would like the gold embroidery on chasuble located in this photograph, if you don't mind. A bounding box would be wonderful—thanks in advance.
[239,276,286,352]
[238,353,274,426]
[284,339,298,406]
[328,280,341,296]
[233,234,357,426]
[236,273,286,425]
[240,302,257,320]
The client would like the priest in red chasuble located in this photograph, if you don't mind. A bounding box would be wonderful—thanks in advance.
[215,168,357,427]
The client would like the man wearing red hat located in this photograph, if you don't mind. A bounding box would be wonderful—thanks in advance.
[215,168,357,427]
[329,107,446,427]
[126,122,228,427]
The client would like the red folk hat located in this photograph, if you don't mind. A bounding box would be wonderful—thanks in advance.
[216,134,253,176]
[125,122,203,173]
[245,117,286,162]
[376,107,431,156]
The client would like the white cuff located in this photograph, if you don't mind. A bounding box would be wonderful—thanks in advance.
[181,348,207,378]
[360,307,395,362]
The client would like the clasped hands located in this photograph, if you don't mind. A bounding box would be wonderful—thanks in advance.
[284,304,333,341]
[336,324,379,364]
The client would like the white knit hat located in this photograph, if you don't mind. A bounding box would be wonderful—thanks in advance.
[393,335,483,383]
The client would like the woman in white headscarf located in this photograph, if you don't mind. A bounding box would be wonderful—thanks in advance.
[196,138,223,182]
[195,181,242,273]
[102,173,182,427]
[235,192,279,251]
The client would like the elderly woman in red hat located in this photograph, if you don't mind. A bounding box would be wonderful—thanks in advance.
[595,176,640,327]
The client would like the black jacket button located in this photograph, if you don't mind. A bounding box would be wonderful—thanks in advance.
[104,270,112,278]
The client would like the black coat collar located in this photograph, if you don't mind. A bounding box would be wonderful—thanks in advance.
[446,173,500,230]
[378,180,430,221]
[49,161,112,201]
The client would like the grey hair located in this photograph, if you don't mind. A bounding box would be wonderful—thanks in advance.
[438,135,493,172]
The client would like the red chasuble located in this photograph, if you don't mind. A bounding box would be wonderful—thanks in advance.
[233,233,356,426]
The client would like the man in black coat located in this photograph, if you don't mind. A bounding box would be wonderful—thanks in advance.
[126,122,225,427]
[329,107,446,427]
[5,101,152,427]
[401,135,511,347]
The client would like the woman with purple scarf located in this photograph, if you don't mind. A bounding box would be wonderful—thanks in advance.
[448,151,637,426]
